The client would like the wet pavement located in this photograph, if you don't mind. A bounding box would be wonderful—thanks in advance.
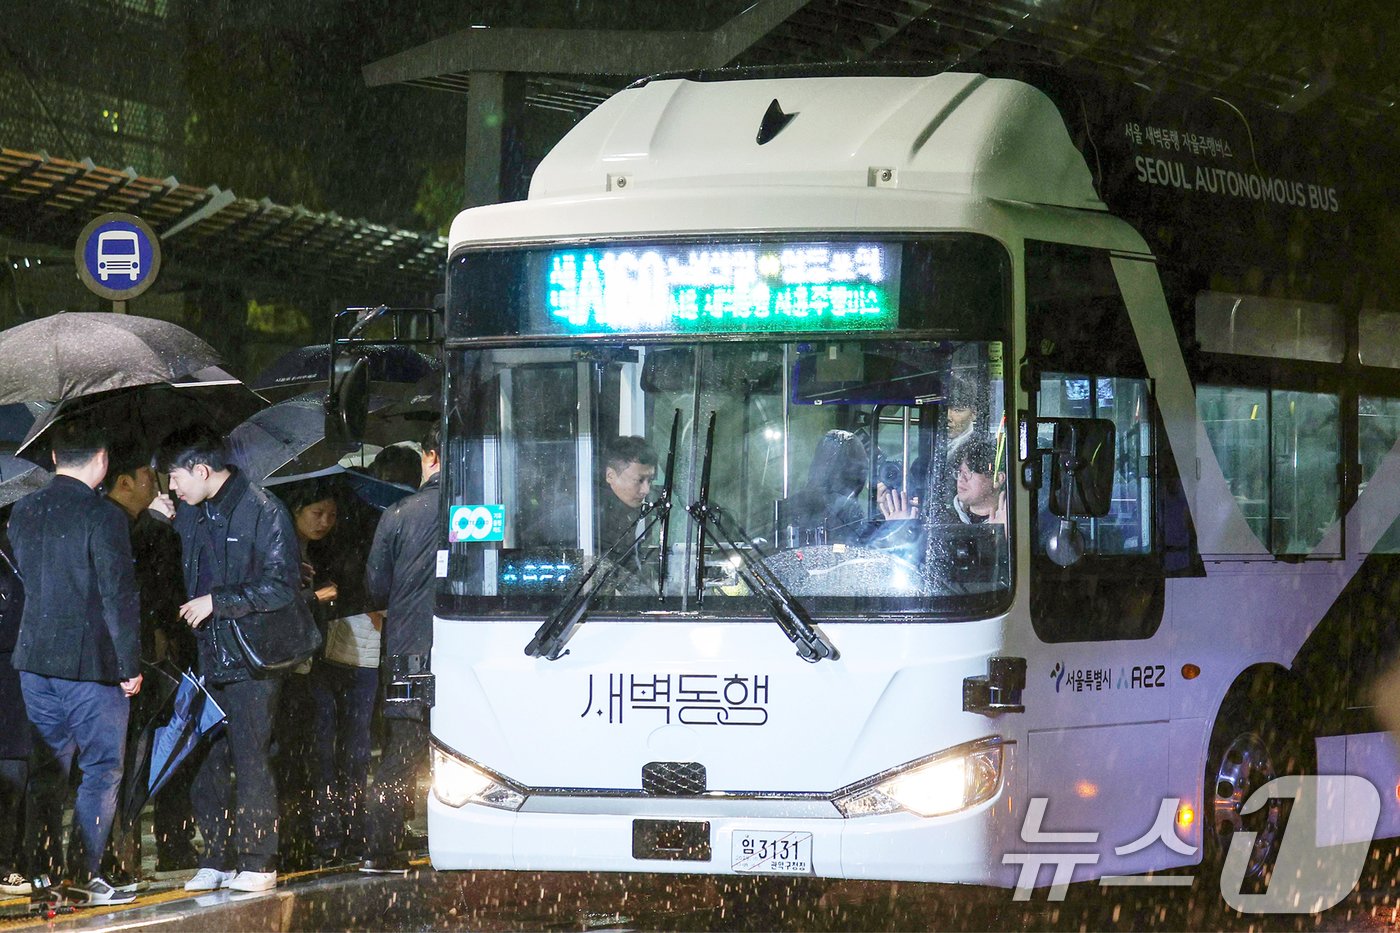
[7,851,1400,932]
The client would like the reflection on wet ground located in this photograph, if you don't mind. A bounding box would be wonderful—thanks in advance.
[34,845,1400,932]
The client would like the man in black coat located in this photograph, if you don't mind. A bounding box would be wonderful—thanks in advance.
[156,426,301,894]
[0,506,33,896]
[7,425,141,903]
[359,424,441,874]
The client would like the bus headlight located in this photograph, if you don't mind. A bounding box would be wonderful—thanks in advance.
[431,745,527,811]
[833,740,1003,818]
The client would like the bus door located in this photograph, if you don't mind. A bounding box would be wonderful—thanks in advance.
[1019,239,1200,876]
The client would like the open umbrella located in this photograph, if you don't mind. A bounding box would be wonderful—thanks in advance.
[228,391,349,485]
[228,390,413,485]
[252,343,439,403]
[120,668,225,829]
[0,312,223,405]
[0,454,51,508]
[264,462,416,511]
[16,367,267,466]
[0,401,51,454]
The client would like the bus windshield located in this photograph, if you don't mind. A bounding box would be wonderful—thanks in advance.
[439,236,1011,622]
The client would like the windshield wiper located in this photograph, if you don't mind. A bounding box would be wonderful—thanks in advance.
[525,409,681,661]
[652,409,681,601]
[687,412,839,663]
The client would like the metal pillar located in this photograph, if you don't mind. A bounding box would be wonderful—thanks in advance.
[465,71,528,209]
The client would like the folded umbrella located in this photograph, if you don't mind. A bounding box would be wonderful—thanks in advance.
[0,312,222,405]
[121,668,225,829]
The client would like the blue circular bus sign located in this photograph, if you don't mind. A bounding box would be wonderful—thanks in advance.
[74,212,161,301]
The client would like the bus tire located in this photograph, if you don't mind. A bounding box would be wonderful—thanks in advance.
[1201,671,1311,900]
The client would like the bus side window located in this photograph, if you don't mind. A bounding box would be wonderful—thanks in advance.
[1354,395,1400,552]
[1198,385,1340,557]
[1036,375,1153,556]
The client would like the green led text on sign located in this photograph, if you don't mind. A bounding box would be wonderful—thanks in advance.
[546,243,900,334]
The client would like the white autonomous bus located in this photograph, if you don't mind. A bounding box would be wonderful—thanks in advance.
[414,64,1400,890]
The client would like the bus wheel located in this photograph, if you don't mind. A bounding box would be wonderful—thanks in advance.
[1203,681,1305,894]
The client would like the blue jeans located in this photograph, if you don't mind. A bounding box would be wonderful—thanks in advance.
[309,661,378,857]
[20,672,129,879]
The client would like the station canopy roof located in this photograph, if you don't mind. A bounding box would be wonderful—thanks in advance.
[365,0,1397,127]
[0,146,447,297]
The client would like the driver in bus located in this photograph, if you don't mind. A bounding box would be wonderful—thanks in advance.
[599,436,659,580]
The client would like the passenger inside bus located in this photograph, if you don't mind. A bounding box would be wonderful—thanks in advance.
[949,435,1007,525]
[777,429,868,546]
[944,379,978,466]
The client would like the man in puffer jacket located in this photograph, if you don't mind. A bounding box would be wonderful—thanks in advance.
[156,426,301,895]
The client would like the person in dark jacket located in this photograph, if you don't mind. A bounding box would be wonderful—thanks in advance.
[103,444,197,876]
[156,425,301,895]
[0,506,33,896]
[597,436,658,585]
[278,477,380,867]
[7,424,140,904]
[780,429,869,545]
[359,423,441,874]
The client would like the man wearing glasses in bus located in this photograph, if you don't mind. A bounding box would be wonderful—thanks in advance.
[875,435,1007,526]
[950,436,1007,525]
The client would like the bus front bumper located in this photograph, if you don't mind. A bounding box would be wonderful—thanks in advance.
[427,795,1003,883]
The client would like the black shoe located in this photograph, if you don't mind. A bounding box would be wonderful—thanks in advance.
[311,853,352,871]
[156,849,199,873]
[402,831,428,853]
[358,854,411,875]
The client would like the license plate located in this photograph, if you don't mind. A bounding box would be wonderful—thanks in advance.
[731,830,814,875]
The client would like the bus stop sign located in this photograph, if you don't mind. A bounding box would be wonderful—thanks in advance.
[74,212,161,301]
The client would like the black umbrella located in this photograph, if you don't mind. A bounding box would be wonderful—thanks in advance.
[0,401,51,454]
[0,312,223,405]
[16,368,267,466]
[0,454,51,508]
[251,343,439,402]
[228,390,412,484]
[264,463,416,511]
[229,391,350,484]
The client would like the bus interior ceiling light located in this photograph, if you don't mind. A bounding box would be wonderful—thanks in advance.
[834,741,1003,818]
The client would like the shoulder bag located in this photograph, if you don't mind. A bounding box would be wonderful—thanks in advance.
[226,597,323,675]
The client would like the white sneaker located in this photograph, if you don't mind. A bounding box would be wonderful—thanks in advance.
[183,868,235,891]
[225,870,276,892]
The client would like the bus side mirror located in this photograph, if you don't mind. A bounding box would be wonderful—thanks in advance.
[1048,418,1115,519]
[326,355,370,445]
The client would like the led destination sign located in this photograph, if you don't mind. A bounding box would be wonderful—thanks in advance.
[545,242,901,334]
